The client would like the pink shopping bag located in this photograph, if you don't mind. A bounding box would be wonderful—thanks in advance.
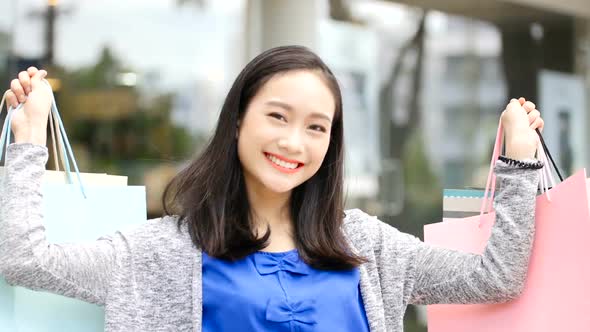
[424,123,590,331]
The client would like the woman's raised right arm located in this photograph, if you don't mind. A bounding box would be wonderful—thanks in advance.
[0,68,119,305]
[0,143,120,305]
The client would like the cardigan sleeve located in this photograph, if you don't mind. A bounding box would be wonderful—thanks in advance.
[0,143,120,306]
[364,159,539,305]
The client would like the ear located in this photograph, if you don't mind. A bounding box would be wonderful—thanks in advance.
[236,119,241,139]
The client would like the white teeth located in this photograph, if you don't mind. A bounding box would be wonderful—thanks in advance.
[266,154,298,169]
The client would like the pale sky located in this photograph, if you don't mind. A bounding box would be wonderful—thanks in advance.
[0,0,246,90]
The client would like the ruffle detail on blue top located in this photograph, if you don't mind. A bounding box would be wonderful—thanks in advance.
[265,297,317,324]
[254,250,317,325]
[253,250,312,275]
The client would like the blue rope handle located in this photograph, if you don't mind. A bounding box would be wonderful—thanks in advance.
[0,104,22,163]
[0,80,87,198]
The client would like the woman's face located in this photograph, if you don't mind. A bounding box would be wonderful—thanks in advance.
[237,70,335,195]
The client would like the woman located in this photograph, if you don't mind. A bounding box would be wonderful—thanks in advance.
[1,46,544,331]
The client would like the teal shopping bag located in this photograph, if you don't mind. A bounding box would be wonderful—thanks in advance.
[10,184,146,332]
[442,189,490,219]
[0,278,15,331]
[0,84,148,331]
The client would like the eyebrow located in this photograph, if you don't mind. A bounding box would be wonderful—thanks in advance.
[265,100,333,123]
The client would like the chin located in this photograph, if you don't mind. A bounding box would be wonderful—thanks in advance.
[260,176,302,194]
[264,182,298,194]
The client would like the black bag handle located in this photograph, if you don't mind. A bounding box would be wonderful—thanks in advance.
[536,128,564,182]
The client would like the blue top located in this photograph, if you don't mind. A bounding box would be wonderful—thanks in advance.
[202,249,370,331]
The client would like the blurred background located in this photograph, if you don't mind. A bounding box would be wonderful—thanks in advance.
[0,0,589,329]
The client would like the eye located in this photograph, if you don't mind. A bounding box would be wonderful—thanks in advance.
[268,112,287,122]
[309,124,327,133]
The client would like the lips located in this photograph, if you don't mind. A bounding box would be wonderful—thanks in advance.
[265,152,304,164]
[264,152,304,174]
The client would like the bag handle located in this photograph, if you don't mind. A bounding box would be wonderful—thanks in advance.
[537,140,552,198]
[479,119,503,217]
[48,105,69,172]
[0,80,87,198]
[1,89,70,172]
[536,128,564,182]
[479,121,563,224]
[0,91,15,164]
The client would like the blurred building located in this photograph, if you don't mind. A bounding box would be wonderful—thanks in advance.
[392,0,590,187]
[245,0,590,197]
[424,18,506,188]
[0,31,8,73]
[171,79,224,135]
[0,31,14,93]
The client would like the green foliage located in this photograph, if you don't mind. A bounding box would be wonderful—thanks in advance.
[49,46,205,181]
[403,129,441,206]
[386,129,442,240]
[70,47,121,89]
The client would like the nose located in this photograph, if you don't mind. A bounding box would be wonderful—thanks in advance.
[277,129,304,155]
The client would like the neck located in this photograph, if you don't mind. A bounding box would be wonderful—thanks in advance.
[245,183,293,236]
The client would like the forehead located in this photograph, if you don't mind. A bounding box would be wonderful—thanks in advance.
[251,70,336,119]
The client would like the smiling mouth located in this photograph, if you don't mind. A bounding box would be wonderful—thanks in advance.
[264,153,304,173]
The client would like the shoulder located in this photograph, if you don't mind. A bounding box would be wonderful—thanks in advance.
[342,209,420,254]
[342,208,379,232]
[106,215,197,283]
[342,208,389,248]
[113,215,194,251]
[104,215,197,273]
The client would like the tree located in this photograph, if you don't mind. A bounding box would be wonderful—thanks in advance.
[49,46,199,186]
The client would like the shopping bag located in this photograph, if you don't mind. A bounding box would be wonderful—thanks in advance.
[424,123,590,331]
[0,276,14,331]
[11,183,146,332]
[442,189,489,219]
[0,168,128,186]
[0,86,148,331]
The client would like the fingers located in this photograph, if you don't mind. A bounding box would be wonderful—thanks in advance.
[528,109,540,125]
[6,68,47,109]
[508,98,537,115]
[514,97,536,112]
[523,101,536,113]
[10,78,26,104]
[9,68,42,104]
[18,70,32,95]
[530,117,544,131]
[4,89,18,109]
[27,66,39,77]
[507,98,522,112]
[30,70,48,90]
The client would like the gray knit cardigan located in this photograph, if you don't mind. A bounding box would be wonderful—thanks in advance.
[0,143,539,331]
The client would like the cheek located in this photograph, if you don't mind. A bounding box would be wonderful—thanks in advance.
[308,139,331,171]
[236,123,275,170]
[236,126,256,165]
[238,118,266,149]
[237,132,260,167]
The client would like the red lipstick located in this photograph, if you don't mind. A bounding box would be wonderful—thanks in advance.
[264,152,304,174]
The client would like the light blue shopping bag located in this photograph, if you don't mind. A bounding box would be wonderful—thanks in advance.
[0,84,147,331]
[10,184,147,332]
[0,278,15,331]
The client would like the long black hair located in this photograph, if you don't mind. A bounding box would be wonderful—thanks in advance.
[162,45,366,270]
